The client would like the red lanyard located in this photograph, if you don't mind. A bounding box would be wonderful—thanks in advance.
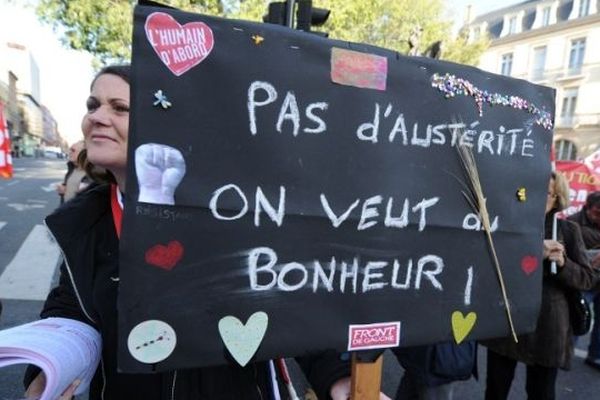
[110,184,122,239]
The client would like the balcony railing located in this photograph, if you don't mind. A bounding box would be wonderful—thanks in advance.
[567,65,583,75]
[531,69,546,81]
[556,113,600,128]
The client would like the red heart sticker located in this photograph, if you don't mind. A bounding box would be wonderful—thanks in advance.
[521,255,538,275]
[145,12,214,76]
[145,241,184,271]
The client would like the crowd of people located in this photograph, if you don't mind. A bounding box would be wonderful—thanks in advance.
[0,63,596,399]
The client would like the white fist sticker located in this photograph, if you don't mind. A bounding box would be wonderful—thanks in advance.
[135,143,186,205]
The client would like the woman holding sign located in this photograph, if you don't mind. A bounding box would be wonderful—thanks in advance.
[23,65,384,400]
[484,171,598,400]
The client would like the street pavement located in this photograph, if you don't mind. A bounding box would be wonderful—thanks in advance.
[0,157,65,399]
[1,157,599,399]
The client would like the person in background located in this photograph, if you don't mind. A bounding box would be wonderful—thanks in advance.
[56,140,89,203]
[568,192,600,248]
[393,340,477,400]
[23,64,390,400]
[484,171,597,400]
[568,191,600,370]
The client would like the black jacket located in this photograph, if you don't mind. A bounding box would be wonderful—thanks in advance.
[25,184,349,399]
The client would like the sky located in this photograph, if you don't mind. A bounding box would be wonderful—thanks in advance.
[448,0,524,25]
[0,0,525,146]
[0,0,94,146]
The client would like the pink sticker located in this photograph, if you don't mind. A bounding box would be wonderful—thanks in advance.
[145,12,215,76]
[347,321,401,351]
[331,48,387,91]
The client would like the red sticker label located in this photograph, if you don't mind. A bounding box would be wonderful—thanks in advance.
[145,12,215,76]
[521,255,538,275]
[348,322,401,351]
[145,240,184,271]
[331,48,388,91]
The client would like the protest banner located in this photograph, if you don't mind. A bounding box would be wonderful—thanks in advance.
[119,3,556,373]
[556,160,600,216]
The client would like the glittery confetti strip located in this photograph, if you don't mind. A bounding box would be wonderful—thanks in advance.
[431,73,553,130]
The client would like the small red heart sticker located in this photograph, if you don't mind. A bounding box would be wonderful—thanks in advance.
[145,241,184,271]
[521,255,538,275]
[145,12,214,76]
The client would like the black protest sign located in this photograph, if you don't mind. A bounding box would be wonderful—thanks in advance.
[119,3,555,371]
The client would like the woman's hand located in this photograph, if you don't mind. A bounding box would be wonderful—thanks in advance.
[543,239,565,267]
[25,372,80,400]
[592,252,600,269]
[330,377,391,400]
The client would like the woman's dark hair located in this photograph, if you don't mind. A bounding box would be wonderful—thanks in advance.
[82,64,131,184]
[79,148,115,184]
[90,64,131,88]
[585,191,600,209]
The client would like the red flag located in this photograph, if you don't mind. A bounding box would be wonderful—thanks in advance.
[0,102,13,179]
[0,102,12,179]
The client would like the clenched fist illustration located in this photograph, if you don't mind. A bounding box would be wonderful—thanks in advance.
[135,143,186,205]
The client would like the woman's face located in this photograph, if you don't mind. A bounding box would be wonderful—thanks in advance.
[546,178,557,214]
[81,73,130,175]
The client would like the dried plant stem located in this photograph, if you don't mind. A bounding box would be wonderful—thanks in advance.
[458,144,519,343]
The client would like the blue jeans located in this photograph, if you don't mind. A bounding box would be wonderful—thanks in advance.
[584,290,600,359]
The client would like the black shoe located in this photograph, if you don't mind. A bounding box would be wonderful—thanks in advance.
[585,357,600,371]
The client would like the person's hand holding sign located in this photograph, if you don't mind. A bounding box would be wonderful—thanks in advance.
[135,143,186,205]
[543,239,565,267]
[590,252,600,269]
[330,377,392,400]
[25,372,80,400]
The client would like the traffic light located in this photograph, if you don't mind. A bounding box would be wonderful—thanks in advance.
[263,1,330,36]
[263,2,287,25]
[296,0,330,36]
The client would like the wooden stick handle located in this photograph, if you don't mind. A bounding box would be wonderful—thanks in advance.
[350,353,383,400]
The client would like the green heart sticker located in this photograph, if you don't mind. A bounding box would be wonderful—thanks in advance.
[218,311,268,366]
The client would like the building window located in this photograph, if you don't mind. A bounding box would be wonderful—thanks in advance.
[501,53,513,76]
[568,38,586,74]
[542,6,551,26]
[555,139,577,160]
[560,88,578,125]
[472,26,481,41]
[532,46,547,80]
[508,16,517,34]
[579,0,590,17]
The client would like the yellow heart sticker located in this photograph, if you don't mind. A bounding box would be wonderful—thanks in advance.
[451,311,477,344]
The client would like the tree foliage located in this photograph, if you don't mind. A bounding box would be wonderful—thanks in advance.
[35,0,224,65]
[36,0,488,66]
[37,0,134,65]
[318,0,489,65]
